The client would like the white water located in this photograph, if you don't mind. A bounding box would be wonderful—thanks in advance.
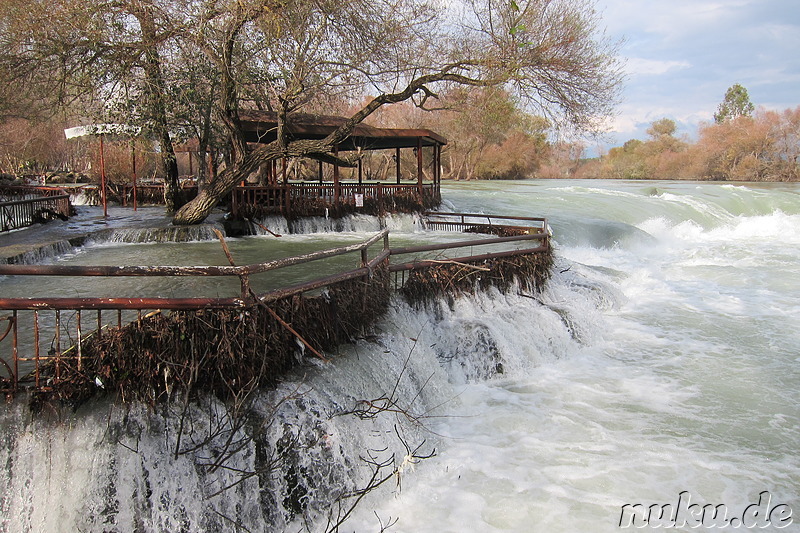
[1,180,798,532]
[343,181,800,532]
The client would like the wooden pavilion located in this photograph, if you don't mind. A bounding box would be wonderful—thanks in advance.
[231,111,447,219]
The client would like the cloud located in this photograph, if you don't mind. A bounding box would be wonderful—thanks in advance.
[594,0,800,146]
[624,58,691,76]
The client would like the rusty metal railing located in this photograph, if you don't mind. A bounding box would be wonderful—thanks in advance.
[231,182,441,217]
[422,211,548,234]
[0,194,72,232]
[0,229,390,392]
[0,216,549,393]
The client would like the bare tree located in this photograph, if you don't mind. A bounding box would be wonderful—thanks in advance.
[0,0,622,217]
[172,0,622,223]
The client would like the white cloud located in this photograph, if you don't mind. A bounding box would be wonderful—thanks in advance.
[593,0,800,145]
[624,57,691,76]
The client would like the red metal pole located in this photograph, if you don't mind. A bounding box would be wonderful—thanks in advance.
[132,143,138,211]
[100,134,108,217]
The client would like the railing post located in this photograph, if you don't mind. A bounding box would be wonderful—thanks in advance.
[12,311,18,391]
[33,310,40,388]
[55,310,61,382]
[76,310,82,371]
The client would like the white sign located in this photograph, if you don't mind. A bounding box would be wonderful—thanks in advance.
[64,124,141,139]
[355,193,364,208]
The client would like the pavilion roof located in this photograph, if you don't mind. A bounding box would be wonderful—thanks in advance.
[238,110,447,151]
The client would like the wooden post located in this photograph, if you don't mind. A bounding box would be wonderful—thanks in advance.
[395,147,401,184]
[318,160,323,185]
[358,158,363,190]
[417,138,423,198]
[435,144,442,201]
[231,186,238,217]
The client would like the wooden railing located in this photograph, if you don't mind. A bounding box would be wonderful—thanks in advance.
[0,216,549,393]
[0,194,72,232]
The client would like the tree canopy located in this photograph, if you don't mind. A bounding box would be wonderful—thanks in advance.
[0,0,624,222]
[714,83,755,124]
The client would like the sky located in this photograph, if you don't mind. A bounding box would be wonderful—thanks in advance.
[594,0,800,149]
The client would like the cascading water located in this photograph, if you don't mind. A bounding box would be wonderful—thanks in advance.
[250,212,424,236]
[1,180,798,532]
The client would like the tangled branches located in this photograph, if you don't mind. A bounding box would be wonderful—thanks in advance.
[401,250,553,304]
[37,266,391,406]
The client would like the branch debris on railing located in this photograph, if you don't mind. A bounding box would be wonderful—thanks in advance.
[1,217,552,404]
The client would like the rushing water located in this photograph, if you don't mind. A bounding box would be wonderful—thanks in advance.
[1,180,799,532]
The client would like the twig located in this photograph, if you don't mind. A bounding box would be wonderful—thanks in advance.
[426,259,491,271]
[213,228,237,266]
[247,217,282,237]
[262,304,329,363]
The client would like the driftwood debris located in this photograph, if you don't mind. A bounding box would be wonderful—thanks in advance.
[36,267,391,406]
[24,234,552,406]
[401,252,553,304]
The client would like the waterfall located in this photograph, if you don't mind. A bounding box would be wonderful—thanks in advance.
[87,224,223,245]
[250,213,424,236]
[0,240,76,266]
[0,265,607,532]
[3,180,798,533]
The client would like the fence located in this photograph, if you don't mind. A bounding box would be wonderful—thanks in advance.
[0,216,549,394]
[421,211,548,234]
[231,182,441,218]
[0,194,72,232]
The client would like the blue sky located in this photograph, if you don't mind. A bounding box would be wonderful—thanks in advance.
[594,0,800,149]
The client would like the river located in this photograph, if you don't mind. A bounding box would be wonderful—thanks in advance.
[1,180,798,532]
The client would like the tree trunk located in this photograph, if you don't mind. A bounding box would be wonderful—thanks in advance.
[173,70,487,224]
[132,0,181,212]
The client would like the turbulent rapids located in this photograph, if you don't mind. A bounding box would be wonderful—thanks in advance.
[1,180,799,532]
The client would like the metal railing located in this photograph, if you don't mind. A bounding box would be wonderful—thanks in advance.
[422,211,548,234]
[0,194,72,232]
[231,182,441,217]
[0,229,391,391]
[0,185,69,201]
[0,216,549,393]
